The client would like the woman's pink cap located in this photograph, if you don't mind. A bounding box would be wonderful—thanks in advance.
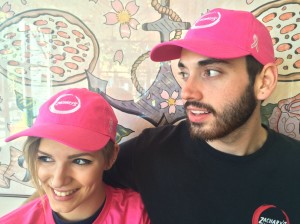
[5,88,118,151]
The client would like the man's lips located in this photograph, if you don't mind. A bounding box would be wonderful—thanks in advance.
[186,104,211,113]
[187,107,210,114]
[184,101,215,122]
[186,107,211,122]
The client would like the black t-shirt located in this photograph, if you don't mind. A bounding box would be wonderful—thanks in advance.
[104,120,300,224]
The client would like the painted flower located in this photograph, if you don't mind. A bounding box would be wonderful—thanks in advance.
[246,0,255,5]
[268,93,300,140]
[160,90,184,114]
[104,0,140,39]
[0,2,15,24]
[114,50,124,64]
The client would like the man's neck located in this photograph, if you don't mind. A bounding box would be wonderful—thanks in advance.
[206,115,268,156]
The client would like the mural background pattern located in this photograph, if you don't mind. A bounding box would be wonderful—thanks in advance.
[0,0,299,197]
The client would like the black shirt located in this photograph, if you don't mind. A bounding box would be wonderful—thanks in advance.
[104,120,300,224]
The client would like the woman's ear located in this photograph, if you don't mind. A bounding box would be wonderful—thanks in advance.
[105,143,119,170]
[255,63,278,101]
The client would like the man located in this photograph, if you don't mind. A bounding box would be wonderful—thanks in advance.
[104,8,300,224]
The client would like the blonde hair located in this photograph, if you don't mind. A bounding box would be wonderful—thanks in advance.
[23,137,115,196]
[23,137,43,195]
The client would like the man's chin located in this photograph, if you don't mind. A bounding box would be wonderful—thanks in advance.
[188,122,209,140]
[188,121,227,141]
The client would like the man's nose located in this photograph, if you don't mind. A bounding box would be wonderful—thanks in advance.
[180,75,203,101]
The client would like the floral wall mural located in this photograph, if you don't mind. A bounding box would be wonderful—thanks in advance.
[0,0,299,197]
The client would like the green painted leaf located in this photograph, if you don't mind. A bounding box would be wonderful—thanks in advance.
[116,124,134,143]
[261,103,278,127]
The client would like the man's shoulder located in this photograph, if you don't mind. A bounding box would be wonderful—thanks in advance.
[119,120,189,153]
[125,120,188,144]
[267,128,300,160]
[269,128,300,148]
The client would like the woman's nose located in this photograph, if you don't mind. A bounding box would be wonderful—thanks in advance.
[50,165,71,188]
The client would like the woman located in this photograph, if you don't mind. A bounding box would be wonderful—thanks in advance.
[1,88,149,224]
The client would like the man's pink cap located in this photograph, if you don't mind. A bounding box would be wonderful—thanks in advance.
[150,8,274,65]
[5,88,118,152]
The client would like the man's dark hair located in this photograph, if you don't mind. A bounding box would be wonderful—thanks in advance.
[246,55,264,86]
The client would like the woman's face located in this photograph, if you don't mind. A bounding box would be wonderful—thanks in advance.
[37,138,107,221]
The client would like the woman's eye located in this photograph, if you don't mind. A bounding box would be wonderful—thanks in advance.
[205,69,220,77]
[37,155,53,162]
[73,158,92,165]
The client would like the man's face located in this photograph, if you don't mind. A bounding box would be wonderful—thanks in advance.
[178,49,258,141]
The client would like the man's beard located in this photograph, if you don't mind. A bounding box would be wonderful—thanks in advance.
[186,83,257,141]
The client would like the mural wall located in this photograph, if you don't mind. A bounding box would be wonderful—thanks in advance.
[0,0,299,197]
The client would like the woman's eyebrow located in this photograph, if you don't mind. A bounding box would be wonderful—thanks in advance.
[68,153,92,159]
[37,150,91,159]
[37,150,51,156]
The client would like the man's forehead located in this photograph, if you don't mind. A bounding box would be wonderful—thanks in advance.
[179,50,246,68]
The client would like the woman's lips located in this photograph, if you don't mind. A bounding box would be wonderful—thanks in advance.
[53,189,78,197]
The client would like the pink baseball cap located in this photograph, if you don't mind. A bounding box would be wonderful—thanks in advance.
[5,88,118,152]
[150,8,274,65]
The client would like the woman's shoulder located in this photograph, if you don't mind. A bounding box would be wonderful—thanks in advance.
[105,185,144,204]
[94,185,149,224]
[0,195,52,224]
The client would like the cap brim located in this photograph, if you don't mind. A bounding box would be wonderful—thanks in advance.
[5,123,110,152]
[150,38,251,62]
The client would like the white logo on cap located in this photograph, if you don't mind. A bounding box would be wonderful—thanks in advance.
[191,11,221,29]
[251,34,259,52]
[49,94,81,114]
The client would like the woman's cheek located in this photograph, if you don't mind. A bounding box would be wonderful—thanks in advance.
[37,165,50,183]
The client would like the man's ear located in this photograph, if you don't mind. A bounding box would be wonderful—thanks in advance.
[105,143,119,170]
[255,63,278,101]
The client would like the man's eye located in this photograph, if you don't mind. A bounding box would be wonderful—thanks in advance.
[37,156,53,162]
[205,69,220,77]
[73,158,92,165]
[178,72,189,80]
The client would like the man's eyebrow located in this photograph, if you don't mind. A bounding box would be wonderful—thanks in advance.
[178,61,186,68]
[178,58,230,68]
[197,58,230,66]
